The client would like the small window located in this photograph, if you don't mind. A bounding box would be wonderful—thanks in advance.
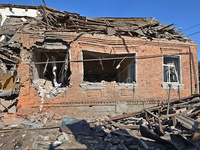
[163,55,180,83]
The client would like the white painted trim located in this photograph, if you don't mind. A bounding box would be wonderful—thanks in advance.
[162,83,184,89]
[0,7,39,26]
[135,52,137,82]
[162,54,182,84]
[114,51,137,82]
[68,48,71,60]
[114,83,138,90]
[179,55,182,84]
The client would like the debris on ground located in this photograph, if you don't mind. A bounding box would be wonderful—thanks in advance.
[1,94,200,149]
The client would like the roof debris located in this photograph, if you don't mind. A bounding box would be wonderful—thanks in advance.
[25,5,190,42]
[1,94,200,149]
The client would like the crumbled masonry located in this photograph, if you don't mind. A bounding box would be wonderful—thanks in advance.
[0,3,199,149]
[1,95,200,149]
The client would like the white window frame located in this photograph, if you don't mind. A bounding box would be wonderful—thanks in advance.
[80,50,137,90]
[163,55,181,83]
[162,55,184,89]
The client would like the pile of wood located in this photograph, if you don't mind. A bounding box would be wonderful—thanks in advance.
[29,5,190,42]
[110,94,200,149]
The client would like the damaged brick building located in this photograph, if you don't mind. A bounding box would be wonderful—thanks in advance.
[0,4,198,115]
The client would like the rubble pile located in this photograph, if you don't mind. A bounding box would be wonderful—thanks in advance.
[25,5,191,42]
[27,111,62,125]
[0,34,21,98]
[0,12,27,74]
[0,98,17,114]
[0,5,35,110]
[1,94,200,149]
[32,79,68,98]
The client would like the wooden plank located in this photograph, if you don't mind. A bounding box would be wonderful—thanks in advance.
[111,94,200,121]
[109,120,139,130]
[167,84,172,115]
[172,116,177,127]
[158,119,163,132]
[111,110,143,120]
[187,109,200,117]
[144,109,159,119]
[145,112,149,121]
[0,72,12,81]
[70,18,107,26]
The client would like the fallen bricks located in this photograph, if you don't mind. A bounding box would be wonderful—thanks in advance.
[1,94,200,149]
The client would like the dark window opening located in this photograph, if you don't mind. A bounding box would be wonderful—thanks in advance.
[82,51,136,83]
[33,50,71,87]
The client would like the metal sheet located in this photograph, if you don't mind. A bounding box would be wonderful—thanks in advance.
[176,115,199,131]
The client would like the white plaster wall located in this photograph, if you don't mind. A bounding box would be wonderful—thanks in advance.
[0,7,39,26]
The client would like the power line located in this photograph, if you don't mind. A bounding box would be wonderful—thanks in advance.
[17,52,188,66]
[3,52,189,66]
[182,24,200,32]
[187,31,200,37]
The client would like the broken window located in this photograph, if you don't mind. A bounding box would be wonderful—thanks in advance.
[82,50,136,83]
[33,50,71,87]
[163,55,180,83]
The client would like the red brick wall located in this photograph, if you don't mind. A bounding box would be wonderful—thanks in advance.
[17,32,198,113]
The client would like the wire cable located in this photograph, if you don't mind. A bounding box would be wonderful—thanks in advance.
[182,24,200,32]
[187,31,200,37]
[3,52,189,66]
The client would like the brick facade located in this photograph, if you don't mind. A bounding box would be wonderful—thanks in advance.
[16,31,198,114]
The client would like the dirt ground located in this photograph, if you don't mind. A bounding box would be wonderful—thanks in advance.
[0,112,92,150]
[0,111,165,150]
[1,105,199,150]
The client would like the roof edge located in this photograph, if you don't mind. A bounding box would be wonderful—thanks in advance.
[0,4,39,9]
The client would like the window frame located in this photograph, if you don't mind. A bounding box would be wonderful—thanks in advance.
[81,50,137,83]
[162,55,181,84]
[80,50,137,89]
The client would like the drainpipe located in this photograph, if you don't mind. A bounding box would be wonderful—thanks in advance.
[189,47,198,94]
[189,48,193,95]
[191,52,198,94]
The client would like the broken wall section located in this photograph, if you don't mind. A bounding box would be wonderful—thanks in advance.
[0,4,41,113]
[31,41,71,100]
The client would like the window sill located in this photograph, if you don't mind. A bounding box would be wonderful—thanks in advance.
[80,83,106,89]
[162,83,184,89]
[114,83,138,90]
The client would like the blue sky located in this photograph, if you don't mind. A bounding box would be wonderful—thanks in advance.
[2,0,200,60]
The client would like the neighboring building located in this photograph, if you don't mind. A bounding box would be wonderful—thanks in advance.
[0,4,198,115]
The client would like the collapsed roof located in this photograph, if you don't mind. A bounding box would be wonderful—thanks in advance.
[30,5,190,42]
[0,4,192,45]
